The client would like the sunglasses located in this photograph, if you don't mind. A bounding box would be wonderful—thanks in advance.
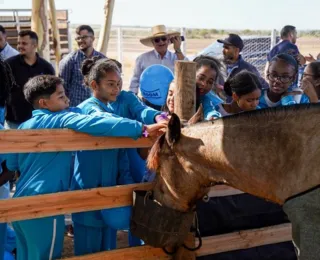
[153,37,168,43]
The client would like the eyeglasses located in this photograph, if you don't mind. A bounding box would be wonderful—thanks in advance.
[267,73,294,84]
[75,35,92,41]
[153,37,167,43]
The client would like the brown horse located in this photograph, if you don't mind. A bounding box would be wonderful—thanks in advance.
[147,104,320,260]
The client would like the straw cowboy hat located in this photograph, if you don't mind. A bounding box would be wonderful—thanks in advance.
[140,25,180,47]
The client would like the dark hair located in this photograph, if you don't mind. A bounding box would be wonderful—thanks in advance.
[224,70,262,97]
[308,61,320,80]
[81,57,120,87]
[280,25,296,39]
[18,30,38,43]
[193,55,222,82]
[270,53,299,73]
[0,57,17,106]
[24,75,63,105]
[76,25,94,35]
[0,25,6,34]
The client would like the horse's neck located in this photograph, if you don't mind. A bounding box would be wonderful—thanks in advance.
[179,121,312,205]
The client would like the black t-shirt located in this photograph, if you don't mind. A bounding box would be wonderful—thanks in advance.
[5,54,55,123]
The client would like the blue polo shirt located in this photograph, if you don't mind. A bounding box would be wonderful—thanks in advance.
[267,40,299,61]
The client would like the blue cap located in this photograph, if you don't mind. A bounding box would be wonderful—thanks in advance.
[140,64,174,106]
[218,34,244,51]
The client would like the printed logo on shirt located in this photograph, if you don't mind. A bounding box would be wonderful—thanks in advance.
[141,89,161,99]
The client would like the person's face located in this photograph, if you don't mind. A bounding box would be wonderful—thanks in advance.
[222,44,239,64]
[39,84,70,112]
[17,35,37,56]
[91,70,121,103]
[152,36,169,55]
[303,65,320,88]
[166,82,175,113]
[196,65,217,96]
[75,29,94,52]
[233,88,261,111]
[267,60,296,95]
[0,32,7,49]
[291,30,297,44]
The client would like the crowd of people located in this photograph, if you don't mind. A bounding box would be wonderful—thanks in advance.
[0,22,319,260]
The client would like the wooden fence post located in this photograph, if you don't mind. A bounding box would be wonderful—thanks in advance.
[174,61,197,122]
[173,60,197,259]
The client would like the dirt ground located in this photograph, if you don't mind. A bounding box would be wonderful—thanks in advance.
[61,231,129,258]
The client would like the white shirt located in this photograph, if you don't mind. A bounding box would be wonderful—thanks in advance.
[0,43,19,60]
[129,50,188,94]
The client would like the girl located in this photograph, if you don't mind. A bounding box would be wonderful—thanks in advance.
[72,58,165,255]
[211,70,261,118]
[193,55,224,119]
[260,53,309,108]
[300,61,320,103]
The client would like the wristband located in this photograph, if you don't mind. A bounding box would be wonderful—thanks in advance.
[142,125,149,137]
[156,112,169,122]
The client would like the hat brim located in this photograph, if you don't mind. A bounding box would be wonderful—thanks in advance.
[217,39,233,46]
[140,32,181,47]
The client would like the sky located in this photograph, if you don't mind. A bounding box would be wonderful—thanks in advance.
[0,0,319,30]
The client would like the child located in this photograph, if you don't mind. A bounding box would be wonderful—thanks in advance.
[260,53,310,108]
[193,56,224,119]
[6,75,166,260]
[210,70,261,118]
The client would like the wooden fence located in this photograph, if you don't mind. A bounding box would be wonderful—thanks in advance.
[0,129,292,259]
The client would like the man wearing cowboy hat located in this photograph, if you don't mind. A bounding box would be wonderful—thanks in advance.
[129,25,187,94]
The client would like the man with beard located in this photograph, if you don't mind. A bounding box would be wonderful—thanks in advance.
[59,25,105,107]
[5,30,55,129]
[129,25,187,95]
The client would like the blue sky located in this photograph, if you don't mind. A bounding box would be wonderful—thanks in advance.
[1,0,319,30]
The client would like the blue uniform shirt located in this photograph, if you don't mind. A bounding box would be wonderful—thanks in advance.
[201,91,223,120]
[6,108,143,198]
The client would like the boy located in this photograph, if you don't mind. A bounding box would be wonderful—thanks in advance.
[6,75,166,260]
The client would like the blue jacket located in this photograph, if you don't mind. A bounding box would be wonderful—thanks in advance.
[109,90,161,124]
[201,91,223,120]
[259,89,310,109]
[226,55,269,90]
[0,124,9,200]
[6,108,143,198]
[73,96,148,227]
[109,91,161,184]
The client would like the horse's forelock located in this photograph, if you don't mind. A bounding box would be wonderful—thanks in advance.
[147,134,166,171]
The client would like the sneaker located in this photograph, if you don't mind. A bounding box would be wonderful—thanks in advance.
[67,225,74,238]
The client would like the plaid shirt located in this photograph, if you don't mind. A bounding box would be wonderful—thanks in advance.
[59,49,105,107]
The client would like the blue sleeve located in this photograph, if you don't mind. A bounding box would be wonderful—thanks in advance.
[59,55,73,97]
[201,95,222,120]
[117,149,134,185]
[124,91,161,124]
[281,94,310,106]
[6,153,18,171]
[57,112,143,140]
[300,94,310,104]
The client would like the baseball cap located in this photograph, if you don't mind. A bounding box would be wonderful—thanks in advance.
[218,34,244,51]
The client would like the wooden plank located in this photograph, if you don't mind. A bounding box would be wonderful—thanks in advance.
[0,183,153,223]
[196,223,292,257]
[62,246,170,260]
[0,184,240,223]
[0,129,153,153]
[60,224,291,259]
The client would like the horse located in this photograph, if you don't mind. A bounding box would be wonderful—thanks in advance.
[147,104,320,260]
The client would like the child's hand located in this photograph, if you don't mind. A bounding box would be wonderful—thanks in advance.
[143,121,168,138]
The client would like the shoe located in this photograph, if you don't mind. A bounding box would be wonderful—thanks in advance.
[67,225,74,238]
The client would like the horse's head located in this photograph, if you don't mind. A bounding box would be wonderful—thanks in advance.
[147,112,212,212]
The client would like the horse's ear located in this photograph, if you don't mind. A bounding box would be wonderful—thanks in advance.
[166,113,181,146]
[188,104,203,125]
